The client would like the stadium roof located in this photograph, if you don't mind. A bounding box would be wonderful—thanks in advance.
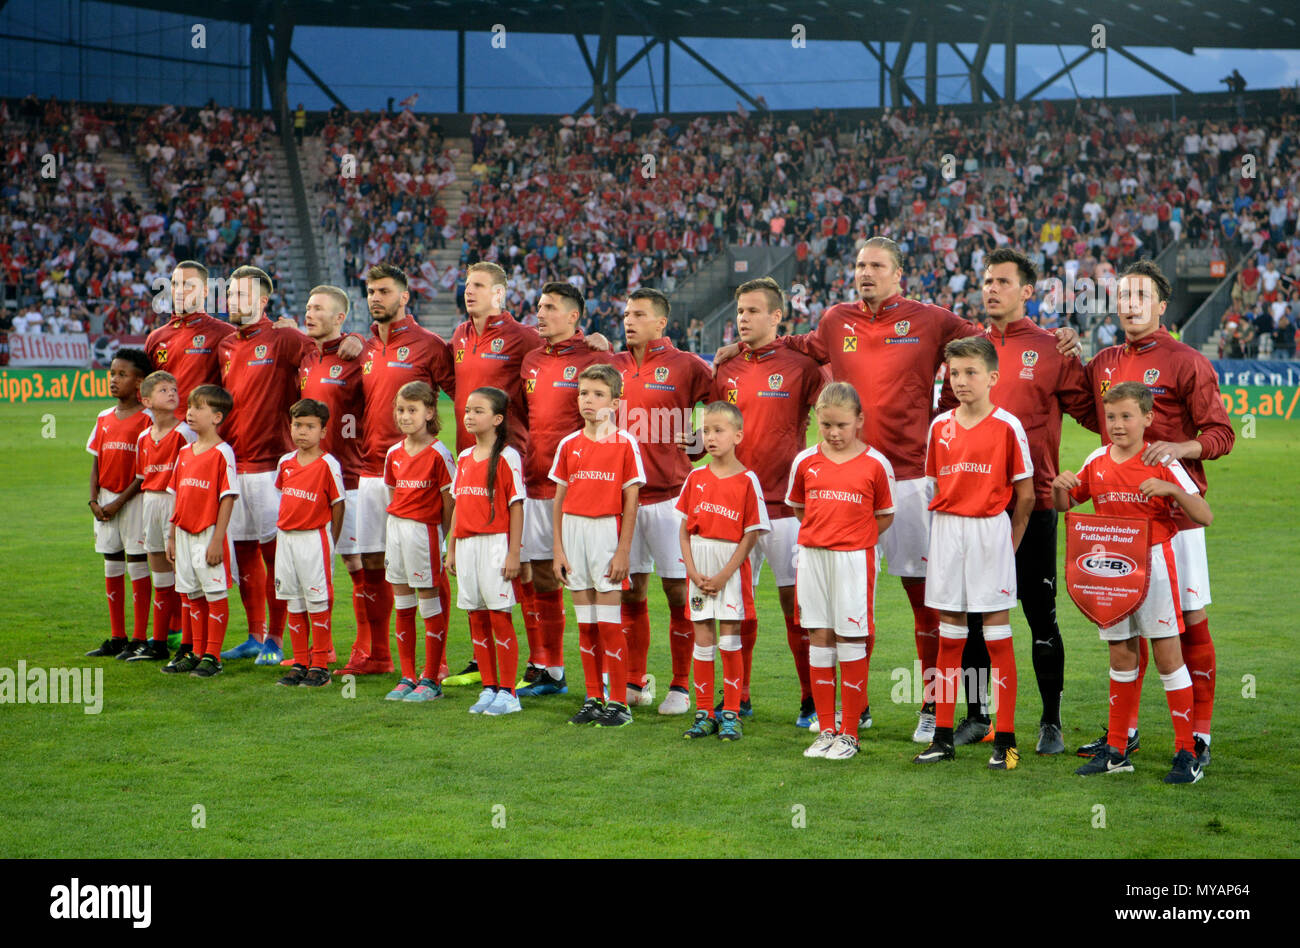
[92,0,1300,51]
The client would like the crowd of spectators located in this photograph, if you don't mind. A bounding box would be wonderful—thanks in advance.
[1,95,292,338]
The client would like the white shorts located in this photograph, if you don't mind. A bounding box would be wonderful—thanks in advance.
[795,545,879,637]
[336,487,358,557]
[385,515,444,589]
[561,514,624,594]
[688,536,753,622]
[522,496,555,562]
[880,477,933,578]
[356,475,389,554]
[92,488,144,553]
[141,491,175,554]
[93,487,145,556]
[748,515,799,588]
[1099,542,1183,641]
[274,527,335,603]
[174,525,238,596]
[1170,526,1211,611]
[924,511,1017,614]
[227,470,279,543]
[455,532,516,611]
[629,497,686,579]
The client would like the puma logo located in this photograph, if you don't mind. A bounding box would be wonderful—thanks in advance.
[726,604,738,612]
[671,629,693,639]
[814,678,835,687]
[695,483,705,491]
[846,616,866,629]
[604,648,624,661]
[1109,693,1117,705]
[916,629,938,639]
[580,644,597,657]
[694,681,708,695]
[999,588,1010,596]
[105,590,117,602]
[723,677,741,690]
[841,681,863,693]
[938,435,953,450]
[1185,587,1199,597]
[359,591,377,602]
[396,628,407,641]
[1042,578,1053,587]
[1170,709,1191,721]
[1157,617,1173,626]
[1033,639,1053,647]
[211,613,226,624]
[1103,366,1115,379]
[571,450,582,459]
[991,673,1007,691]
[494,638,513,649]
[471,637,489,648]
[1192,669,1213,680]
[425,630,445,641]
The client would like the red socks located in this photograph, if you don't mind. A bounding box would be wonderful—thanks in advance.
[622,599,650,690]
[261,539,285,644]
[204,597,228,655]
[668,604,693,690]
[934,626,966,730]
[808,645,837,732]
[537,588,566,668]
[863,634,875,705]
[514,578,545,668]
[1129,638,1151,732]
[490,610,518,695]
[234,541,266,642]
[720,643,744,714]
[598,606,628,705]
[576,608,603,699]
[348,568,370,660]
[105,570,126,639]
[905,581,940,685]
[783,610,812,700]
[310,611,332,668]
[151,574,178,643]
[421,598,447,682]
[1182,618,1216,739]
[468,610,499,688]
[363,568,392,660]
[985,628,1017,738]
[738,617,757,701]
[692,644,715,714]
[1107,667,1140,752]
[287,611,310,664]
[839,656,868,739]
[1161,666,1196,754]
[185,594,208,655]
[129,564,151,641]
[394,595,418,681]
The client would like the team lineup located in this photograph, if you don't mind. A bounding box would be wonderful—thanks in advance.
[81,237,1232,781]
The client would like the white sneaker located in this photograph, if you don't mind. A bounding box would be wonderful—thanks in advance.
[657,689,690,715]
[912,710,936,743]
[468,688,496,714]
[825,734,860,760]
[804,729,838,758]
[806,709,842,733]
[484,690,522,715]
[627,680,656,707]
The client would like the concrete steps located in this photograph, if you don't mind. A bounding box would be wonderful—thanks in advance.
[263,138,311,314]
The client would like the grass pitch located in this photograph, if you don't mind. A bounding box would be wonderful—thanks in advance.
[1,396,1296,858]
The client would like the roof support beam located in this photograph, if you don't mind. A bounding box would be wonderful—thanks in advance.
[948,42,1001,103]
[924,20,936,106]
[573,36,658,114]
[890,6,918,108]
[574,33,597,80]
[1004,5,1016,101]
[1018,47,1094,101]
[1111,44,1192,95]
[672,37,761,111]
[457,30,465,112]
[969,1,999,103]
[280,45,346,110]
[863,40,920,108]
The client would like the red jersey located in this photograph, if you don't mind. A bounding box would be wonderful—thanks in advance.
[520,332,613,499]
[785,444,896,550]
[217,318,317,474]
[275,451,345,531]
[938,317,1094,510]
[675,465,770,543]
[926,407,1033,517]
[451,445,525,538]
[135,422,197,492]
[360,315,456,476]
[613,337,711,503]
[384,439,455,524]
[450,313,543,454]
[783,295,980,479]
[145,313,237,419]
[711,339,825,517]
[1084,328,1234,531]
[549,428,646,517]
[87,406,152,493]
[299,336,366,489]
[1068,444,1198,546]
[168,441,239,534]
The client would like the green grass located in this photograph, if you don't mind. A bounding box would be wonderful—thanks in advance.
[1,397,1297,857]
